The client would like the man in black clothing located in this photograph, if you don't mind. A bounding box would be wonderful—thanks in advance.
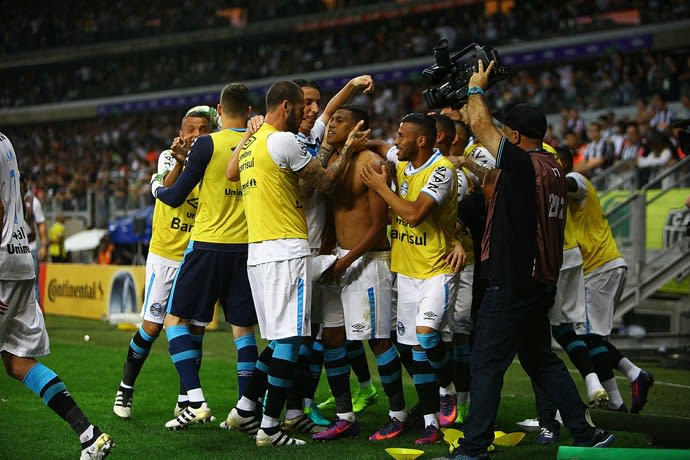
[434,60,615,460]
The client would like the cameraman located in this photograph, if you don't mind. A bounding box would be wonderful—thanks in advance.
[439,60,614,460]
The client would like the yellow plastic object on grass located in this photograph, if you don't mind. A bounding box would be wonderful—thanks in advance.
[385,448,425,460]
[492,431,526,447]
[442,428,494,453]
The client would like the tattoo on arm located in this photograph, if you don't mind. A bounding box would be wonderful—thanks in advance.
[298,144,353,194]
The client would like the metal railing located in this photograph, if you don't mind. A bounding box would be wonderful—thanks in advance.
[600,155,690,318]
[42,189,153,230]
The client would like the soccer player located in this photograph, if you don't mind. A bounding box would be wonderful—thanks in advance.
[361,112,460,445]
[152,83,258,430]
[0,131,113,459]
[225,80,369,447]
[564,157,654,414]
[112,106,214,419]
[287,76,378,429]
[312,104,407,442]
[439,61,614,460]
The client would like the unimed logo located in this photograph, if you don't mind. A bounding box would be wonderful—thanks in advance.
[47,279,104,302]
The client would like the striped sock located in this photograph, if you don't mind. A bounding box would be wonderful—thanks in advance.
[166,325,205,406]
[417,332,453,389]
[375,346,405,412]
[23,363,92,436]
[412,349,439,416]
[235,333,258,400]
[122,326,158,387]
[325,345,353,413]
[264,339,301,423]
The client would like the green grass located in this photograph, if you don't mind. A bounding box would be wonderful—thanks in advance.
[1,316,689,459]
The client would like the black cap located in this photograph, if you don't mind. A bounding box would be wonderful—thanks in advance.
[492,103,547,140]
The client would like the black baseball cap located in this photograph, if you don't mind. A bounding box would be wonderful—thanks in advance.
[492,103,547,140]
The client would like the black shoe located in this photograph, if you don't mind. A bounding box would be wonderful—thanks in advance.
[577,428,616,448]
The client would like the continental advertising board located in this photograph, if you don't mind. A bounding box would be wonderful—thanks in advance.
[42,264,144,320]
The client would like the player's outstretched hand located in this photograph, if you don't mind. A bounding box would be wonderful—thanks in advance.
[350,75,375,94]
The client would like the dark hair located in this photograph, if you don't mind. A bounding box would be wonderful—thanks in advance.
[336,104,370,130]
[293,79,320,92]
[431,113,456,140]
[401,112,437,142]
[266,81,303,111]
[556,146,573,172]
[220,83,251,117]
[626,121,639,132]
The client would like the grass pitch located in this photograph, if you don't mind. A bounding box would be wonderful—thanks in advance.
[1,316,689,459]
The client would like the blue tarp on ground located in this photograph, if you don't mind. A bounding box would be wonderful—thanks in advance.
[108,206,153,244]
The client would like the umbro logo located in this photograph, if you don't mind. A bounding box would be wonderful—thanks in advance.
[351,323,365,333]
[423,311,437,321]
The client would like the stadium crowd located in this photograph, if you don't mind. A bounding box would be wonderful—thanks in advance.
[3,1,690,108]
[4,0,688,55]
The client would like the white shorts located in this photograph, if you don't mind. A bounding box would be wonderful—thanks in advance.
[396,272,458,346]
[141,253,179,324]
[579,266,627,336]
[321,249,393,340]
[549,248,586,326]
[442,264,473,341]
[248,256,312,340]
[0,279,50,358]
[142,253,207,327]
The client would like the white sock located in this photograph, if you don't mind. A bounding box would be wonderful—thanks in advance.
[336,411,356,422]
[285,409,303,420]
[236,396,256,413]
[584,373,604,398]
[440,382,456,396]
[261,414,279,429]
[617,358,641,382]
[79,425,95,444]
[423,414,439,428]
[119,381,133,390]
[390,409,408,422]
[602,378,624,408]
[187,388,205,404]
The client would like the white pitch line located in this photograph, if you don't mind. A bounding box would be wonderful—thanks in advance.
[565,367,690,389]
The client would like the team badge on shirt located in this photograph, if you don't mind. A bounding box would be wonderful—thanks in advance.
[399,181,409,198]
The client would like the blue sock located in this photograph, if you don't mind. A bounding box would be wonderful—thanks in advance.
[167,325,203,403]
[235,333,258,400]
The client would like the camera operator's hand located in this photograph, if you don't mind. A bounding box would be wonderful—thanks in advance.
[469,59,496,91]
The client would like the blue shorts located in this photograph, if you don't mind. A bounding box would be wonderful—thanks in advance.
[167,243,256,326]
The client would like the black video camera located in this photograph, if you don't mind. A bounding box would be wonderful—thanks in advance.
[422,40,510,110]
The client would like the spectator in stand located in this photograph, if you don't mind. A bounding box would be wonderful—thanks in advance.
[649,93,676,135]
[634,98,655,131]
[619,122,649,161]
[96,234,123,265]
[575,122,616,177]
[638,129,674,187]
[566,108,587,142]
